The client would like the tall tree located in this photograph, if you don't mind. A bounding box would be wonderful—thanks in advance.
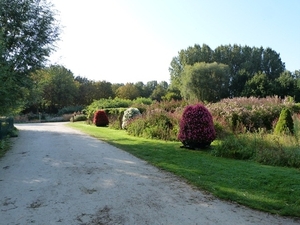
[30,65,78,113]
[75,76,95,105]
[274,71,295,98]
[92,81,114,100]
[150,81,169,101]
[181,62,230,102]
[115,83,140,100]
[0,0,60,115]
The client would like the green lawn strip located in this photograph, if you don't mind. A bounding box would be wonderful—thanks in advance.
[67,122,300,217]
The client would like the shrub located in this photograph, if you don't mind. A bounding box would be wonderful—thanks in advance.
[274,108,294,135]
[93,110,109,127]
[122,108,141,129]
[126,110,180,141]
[178,104,216,149]
[70,114,87,122]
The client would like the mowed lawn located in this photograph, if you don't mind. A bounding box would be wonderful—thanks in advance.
[67,122,300,218]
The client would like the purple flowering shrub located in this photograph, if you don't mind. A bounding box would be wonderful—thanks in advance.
[178,104,216,149]
[93,110,109,127]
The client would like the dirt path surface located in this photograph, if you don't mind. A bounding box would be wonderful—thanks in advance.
[0,122,298,225]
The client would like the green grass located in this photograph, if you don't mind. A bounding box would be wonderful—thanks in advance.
[0,138,11,158]
[67,122,300,218]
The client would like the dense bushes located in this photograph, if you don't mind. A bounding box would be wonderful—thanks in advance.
[85,97,152,119]
[178,104,216,149]
[93,110,109,127]
[83,96,300,168]
[207,96,296,132]
[70,114,87,122]
[126,110,180,141]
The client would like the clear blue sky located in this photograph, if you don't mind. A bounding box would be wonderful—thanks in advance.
[49,0,300,84]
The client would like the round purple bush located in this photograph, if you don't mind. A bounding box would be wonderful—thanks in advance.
[178,104,216,149]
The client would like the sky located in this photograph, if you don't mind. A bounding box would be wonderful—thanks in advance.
[49,0,300,84]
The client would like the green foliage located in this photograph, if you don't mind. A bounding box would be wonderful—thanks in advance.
[85,98,132,119]
[207,96,294,132]
[212,134,256,160]
[122,108,141,129]
[212,130,300,168]
[242,72,274,97]
[58,106,84,115]
[126,110,180,141]
[170,44,286,98]
[85,97,152,120]
[0,0,60,115]
[0,137,10,158]
[274,108,294,135]
[30,65,78,112]
[115,83,140,100]
[181,62,230,102]
[70,114,87,122]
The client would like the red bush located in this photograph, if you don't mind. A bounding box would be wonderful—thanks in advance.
[93,110,109,127]
[178,104,216,149]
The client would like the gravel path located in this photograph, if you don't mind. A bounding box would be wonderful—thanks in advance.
[0,122,298,225]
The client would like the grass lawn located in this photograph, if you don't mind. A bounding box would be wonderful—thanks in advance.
[67,122,300,218]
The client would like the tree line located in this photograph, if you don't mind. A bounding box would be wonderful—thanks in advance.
[169,44,300,102]
[26,65,169,113]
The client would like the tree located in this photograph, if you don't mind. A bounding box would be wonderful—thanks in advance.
[169,44,286,99]
[242,72,273,97]
[30,65,78,113]
[74,76,95,105]
[181,62,230,102]
[150,81,169,101]
[0,0,59,115]
[92,81,114,100]
[111,83,124,96]
[274,71,295,98]
[115,83,140,100]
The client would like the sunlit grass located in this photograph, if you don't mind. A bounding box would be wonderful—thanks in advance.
[67,122,300,217]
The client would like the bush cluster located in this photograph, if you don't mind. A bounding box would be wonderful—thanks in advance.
[84,96,300,168]
[178,104,216,149]
[93,110,109,127]
[70,114,87,122]
[126,109,180,141]
[207,96,296,132]
[85,97,152,119]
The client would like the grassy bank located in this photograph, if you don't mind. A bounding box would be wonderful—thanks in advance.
[0,138,11,158]
[67,122,300,218]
